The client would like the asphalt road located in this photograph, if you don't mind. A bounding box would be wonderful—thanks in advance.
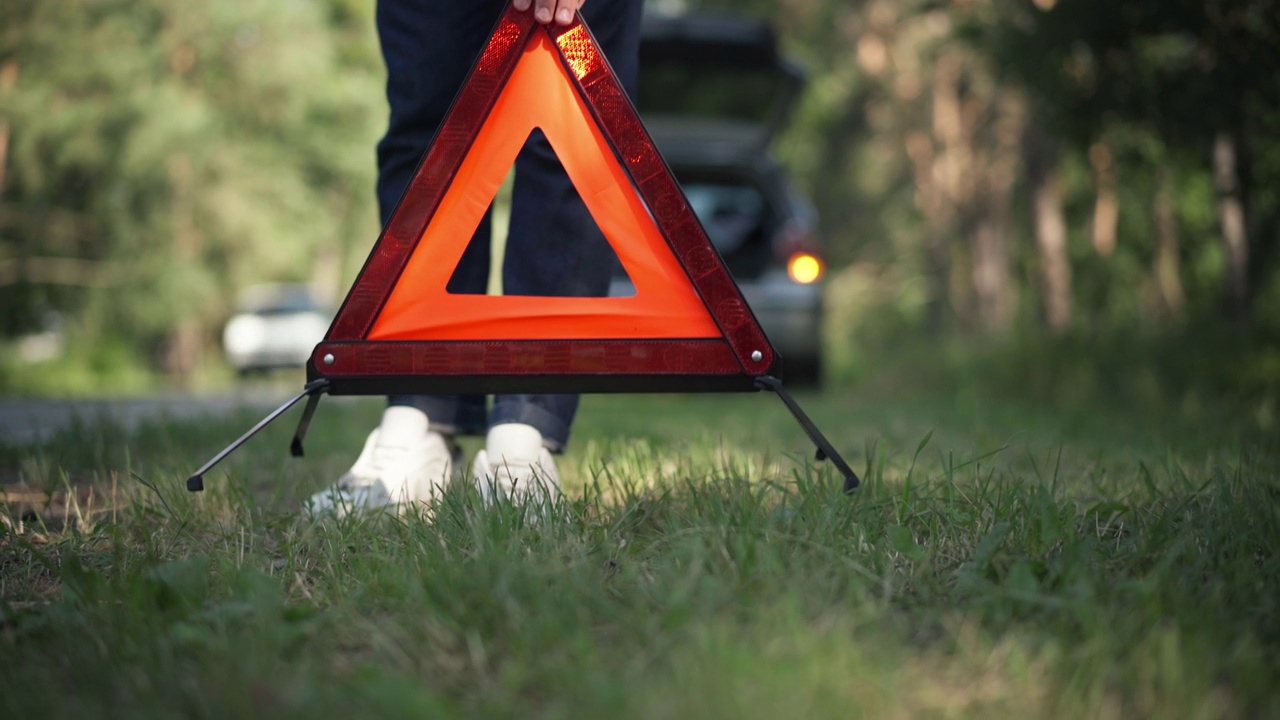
[0,390,301,446]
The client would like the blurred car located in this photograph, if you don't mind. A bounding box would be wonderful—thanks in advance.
[611,11,826,383]
[222,284,331,375]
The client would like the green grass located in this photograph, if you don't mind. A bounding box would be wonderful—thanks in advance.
[1,381,1277,718]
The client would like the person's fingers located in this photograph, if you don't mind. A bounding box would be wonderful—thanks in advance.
[553,0,578,26]
[525,0,583,26]
[532,0,555,24]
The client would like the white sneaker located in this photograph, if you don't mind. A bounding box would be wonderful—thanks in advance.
[306,407,461,518]
[472,423,561,505]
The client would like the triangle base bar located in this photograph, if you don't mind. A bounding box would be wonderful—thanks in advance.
[311,373,757,396]
[308,338,766,393]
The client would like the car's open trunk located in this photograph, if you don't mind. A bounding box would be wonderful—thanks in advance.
[636,13,805,153]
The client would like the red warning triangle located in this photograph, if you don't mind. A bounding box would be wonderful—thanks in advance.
[312,5,777,394]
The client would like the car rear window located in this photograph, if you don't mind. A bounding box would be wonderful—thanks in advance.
[637,64,782,126]
[683,183,766,256]
[608,179,775,281]
[238,286,327,316]
[636,14,803,142]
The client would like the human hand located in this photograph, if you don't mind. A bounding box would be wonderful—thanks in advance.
[513,0,585,27]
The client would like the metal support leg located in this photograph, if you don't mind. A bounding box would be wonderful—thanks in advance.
[290,389,325,457]
[187,379,330,492]
[755,375,860,493]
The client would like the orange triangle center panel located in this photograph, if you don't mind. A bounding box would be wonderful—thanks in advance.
[313,6,775,391]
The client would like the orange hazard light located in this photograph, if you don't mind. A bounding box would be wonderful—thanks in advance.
[787,253,824,284]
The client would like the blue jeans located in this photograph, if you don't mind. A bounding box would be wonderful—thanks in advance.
[375,0,645,450]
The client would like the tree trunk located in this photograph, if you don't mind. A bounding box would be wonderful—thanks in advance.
[0,61,17,198]
[970,216,1009,331]
[1026,124,1072,334]
[1089,141,1118,257]
[164,154,205,385]
[1213,131,1249,319]
[970,92,1022,333]
[1151,167,1184,323]
[163,321,202,387]
[0,120,9,200]
[906,130,953,334]
[907,50,969,333]
[312,184,350,306]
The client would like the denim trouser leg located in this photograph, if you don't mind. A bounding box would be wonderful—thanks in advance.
[376,0,644,450]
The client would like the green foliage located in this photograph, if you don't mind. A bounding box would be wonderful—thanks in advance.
[681,0,1280,343]
[0,0,382,385]
[981,0,1280,303]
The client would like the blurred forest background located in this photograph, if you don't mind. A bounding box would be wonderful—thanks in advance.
[1,0,1278,429]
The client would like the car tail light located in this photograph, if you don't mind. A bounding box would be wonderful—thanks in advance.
[776,221,824,284]
[787,252,824,284]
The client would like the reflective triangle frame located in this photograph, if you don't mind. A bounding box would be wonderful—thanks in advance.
[311,5,775,396]
[186,3,860,494]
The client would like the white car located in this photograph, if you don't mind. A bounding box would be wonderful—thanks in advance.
[222,284,331,375]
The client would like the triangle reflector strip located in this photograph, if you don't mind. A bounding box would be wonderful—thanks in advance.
[311,5,777,395]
